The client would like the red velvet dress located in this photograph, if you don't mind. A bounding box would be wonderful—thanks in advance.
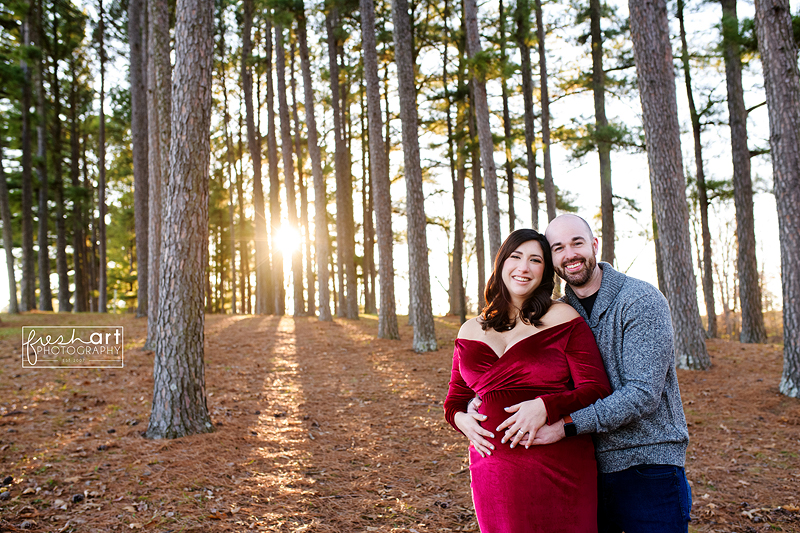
[444,317,611,533]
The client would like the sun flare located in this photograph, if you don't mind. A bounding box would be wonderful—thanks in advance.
[275,225,301,255]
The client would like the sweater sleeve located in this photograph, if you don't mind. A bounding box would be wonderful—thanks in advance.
[538,320,612,425]
[443,341,475,433]
[570,288,674,435]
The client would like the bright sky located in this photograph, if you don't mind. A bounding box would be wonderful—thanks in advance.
[0,0,793,316]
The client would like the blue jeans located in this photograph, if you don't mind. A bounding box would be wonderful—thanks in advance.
[598,464,692,533]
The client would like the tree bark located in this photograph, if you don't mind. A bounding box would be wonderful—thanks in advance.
[360,82,377,315]
[297,7,332,321]
[499,0,515,233]
[83,133,98,312]
[391,0,438,351]
[0,141,18,313]
[20,17,36,311]
[98,0,108,313]
[361,0,399,338]
[69,56,87,313]
[146,0,215,438]
[242,0,273,315]
[150,0,172,340]
[275,23,305,316]
[677,0,716,337]
[449,14,467,324]
[220,37,237,315]
[130,0,149,318]
[754,0,800,397]
[591,0,614,264]
[49,9,70,312]
[721,0,766,343]
[33,0,53,311]
[514,0,538,230]
[629,0,710,369]
[340,49,359,320]
[145,0,163,344]
[265,18,283,315]
[464,0,501,263]
[327,11,358,319]
[289,37,314,317]
[236,110,252,313]
[535,0,556,222]
[469,84,486,311]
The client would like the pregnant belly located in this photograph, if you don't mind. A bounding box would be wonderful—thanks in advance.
[477,388,547,448]
[471,388,596,476]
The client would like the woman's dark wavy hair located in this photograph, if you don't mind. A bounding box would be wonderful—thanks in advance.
[480,229,555,332]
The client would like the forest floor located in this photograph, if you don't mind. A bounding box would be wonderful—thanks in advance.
[0,312,798,533]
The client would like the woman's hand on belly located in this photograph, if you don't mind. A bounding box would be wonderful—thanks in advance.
[454,410,495,458]
[497,398,547,448]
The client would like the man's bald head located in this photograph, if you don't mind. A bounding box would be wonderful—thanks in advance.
[544,214,594,243]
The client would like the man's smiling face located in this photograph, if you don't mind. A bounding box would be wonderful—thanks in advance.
[545,215,599,287]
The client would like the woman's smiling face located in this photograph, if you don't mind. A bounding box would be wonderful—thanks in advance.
[501,239,545,309]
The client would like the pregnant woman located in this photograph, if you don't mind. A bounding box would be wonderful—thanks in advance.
[444,229,611,533]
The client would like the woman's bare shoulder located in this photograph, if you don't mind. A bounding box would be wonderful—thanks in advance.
[457,317,485,339]
[542,301,581,325]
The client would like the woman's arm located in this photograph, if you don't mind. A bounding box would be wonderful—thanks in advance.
[444,342,496,457]
[537,319,612,423]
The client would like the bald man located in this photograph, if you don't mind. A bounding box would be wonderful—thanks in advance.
[471,214,692,532]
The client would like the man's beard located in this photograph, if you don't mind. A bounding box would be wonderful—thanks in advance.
[555,255,596,287]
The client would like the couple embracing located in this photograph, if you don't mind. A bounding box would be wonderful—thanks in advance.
[444,214,692,533]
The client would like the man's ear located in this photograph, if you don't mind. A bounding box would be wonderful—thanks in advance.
[592,237,599,256]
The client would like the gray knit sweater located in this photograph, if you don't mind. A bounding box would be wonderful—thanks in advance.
[565,262,689,474]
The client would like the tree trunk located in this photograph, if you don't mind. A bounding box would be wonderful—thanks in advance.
[721,0,766,344]
[514,0,538,230]
[265,18,283,316]
[590,0,614,264]
[146,0,215,438]
[361,0,399,338]
[242,0,273,315]
[628,0,710,370]
[82,132,97,312]
[449,14,467,324]
[220,39,237,314]
[464,0,501,263]
[327,12,344,316]
[0,141,18,313]
[290,37,314,317]
[360,82,377,315]
[98,0,108,313]
[33,0,53,311]
[754,0,800,397]
[499,0,515,233]
[340,48,359,319]
[20,17,35,311]
[469,84,486,311]
[69,56,87,313]
[150,0,172,338]
[391,0,438,351]
[297,7,332,321]
[535,0,556,222]
[677,0,716,338]
[130,0,149,318]
[327,11,358,319]
[651,189,666,296]
[236,109,252,313]
[275,23,305,316]
[145,0,163,344]
[49,9,70,312]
